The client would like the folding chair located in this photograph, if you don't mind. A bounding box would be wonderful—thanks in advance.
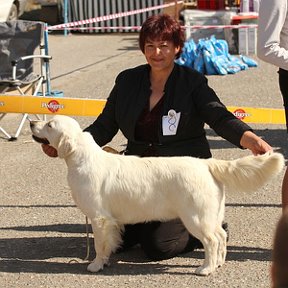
[0,20,52,141]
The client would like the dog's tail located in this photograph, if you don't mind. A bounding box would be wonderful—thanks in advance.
[207,152,285,193]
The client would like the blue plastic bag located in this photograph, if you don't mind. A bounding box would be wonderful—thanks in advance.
[240,55,258,67]
[228,55,248,71]
[211,36,229,57]
[193,50,205,74]
[176,35,258,75]
[176,39,197,69]
[203,49,218,75]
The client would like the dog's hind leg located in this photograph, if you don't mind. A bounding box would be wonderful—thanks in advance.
[215,196,227,267]
[194,232,218,276]
[180,214,219,276]
[215,224,227,267]
[87,217,122,273]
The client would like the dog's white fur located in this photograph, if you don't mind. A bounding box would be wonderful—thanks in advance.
[30,115,285,276]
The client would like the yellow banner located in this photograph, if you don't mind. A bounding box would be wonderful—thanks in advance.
[0,94,106,117]
[227,106,285,124]
[0,94,285,124]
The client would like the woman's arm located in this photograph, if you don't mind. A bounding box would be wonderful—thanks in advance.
[257,0,288,70]
[240,130,273,155]
[191,73,273,155]
[84,83,119,146]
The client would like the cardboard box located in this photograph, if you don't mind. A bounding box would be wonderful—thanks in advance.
[163,0,183,20]
[181,9,237,53]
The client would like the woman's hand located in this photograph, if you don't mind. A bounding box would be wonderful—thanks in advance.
[41,144,58,158]
[240,130,273,155]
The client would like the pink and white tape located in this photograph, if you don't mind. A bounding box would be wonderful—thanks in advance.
[185,24,258,30]
[48,1,184,31]
[50,24,258,32]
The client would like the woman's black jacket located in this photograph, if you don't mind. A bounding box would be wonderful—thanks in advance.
[85,63,251,158]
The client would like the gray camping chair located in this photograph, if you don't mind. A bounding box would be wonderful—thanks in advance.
[0,20,52,141]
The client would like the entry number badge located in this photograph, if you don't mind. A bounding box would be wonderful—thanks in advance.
[162,109,181,136]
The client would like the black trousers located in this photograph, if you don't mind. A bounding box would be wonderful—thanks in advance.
[120,219,200,260]
[278,68,288,132]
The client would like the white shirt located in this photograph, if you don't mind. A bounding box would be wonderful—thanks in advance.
[257,0,288,71]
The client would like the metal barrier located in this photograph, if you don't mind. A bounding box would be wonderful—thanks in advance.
[68,0,164,33]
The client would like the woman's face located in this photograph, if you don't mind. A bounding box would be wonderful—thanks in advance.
[143,39,180,72]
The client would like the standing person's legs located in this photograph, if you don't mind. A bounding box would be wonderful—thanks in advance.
[279,68,288,132]
[282,169,288,211]
[278,68,288,211]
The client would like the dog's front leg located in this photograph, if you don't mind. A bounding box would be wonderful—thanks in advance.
[87,217,111,272]
[87,217,121,273]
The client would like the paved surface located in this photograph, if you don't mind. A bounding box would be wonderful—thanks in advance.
[0,33,288,288]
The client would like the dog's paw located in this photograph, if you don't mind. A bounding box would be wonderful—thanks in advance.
[195,265,214,276]
[216,253,226,268]
[216,258,225,268]
[87,259,105,273]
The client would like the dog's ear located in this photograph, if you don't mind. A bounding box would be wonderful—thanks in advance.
[57,133,76,159]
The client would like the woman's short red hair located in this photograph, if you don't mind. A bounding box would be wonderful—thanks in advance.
[139,14,184,59]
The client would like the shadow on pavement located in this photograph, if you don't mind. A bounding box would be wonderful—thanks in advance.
[0,233,271,275]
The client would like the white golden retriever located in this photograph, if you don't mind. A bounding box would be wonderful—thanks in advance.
[30,115,284,276]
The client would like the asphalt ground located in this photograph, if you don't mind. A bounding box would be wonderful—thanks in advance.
[0,33,288,288]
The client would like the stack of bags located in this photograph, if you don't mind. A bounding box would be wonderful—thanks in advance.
[176,35,258,76]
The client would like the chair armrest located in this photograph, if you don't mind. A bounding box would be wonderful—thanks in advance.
[11,55,52,80]
[12,54,52,65]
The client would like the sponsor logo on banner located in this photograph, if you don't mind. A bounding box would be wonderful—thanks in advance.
[41,100,64,113]
[233,108,251,120]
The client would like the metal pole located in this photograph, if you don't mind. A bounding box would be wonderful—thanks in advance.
[64,0,68,36]
[44,23,51,95]
[174,0,178,19]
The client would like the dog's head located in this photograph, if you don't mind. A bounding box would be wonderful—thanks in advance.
[30,115,82,158]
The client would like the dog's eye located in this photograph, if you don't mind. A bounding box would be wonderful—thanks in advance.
[47,122,52,128]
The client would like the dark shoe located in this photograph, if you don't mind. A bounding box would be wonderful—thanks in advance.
[222,222,229,242]
[187,235,203,250]
[115,223,142,253]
